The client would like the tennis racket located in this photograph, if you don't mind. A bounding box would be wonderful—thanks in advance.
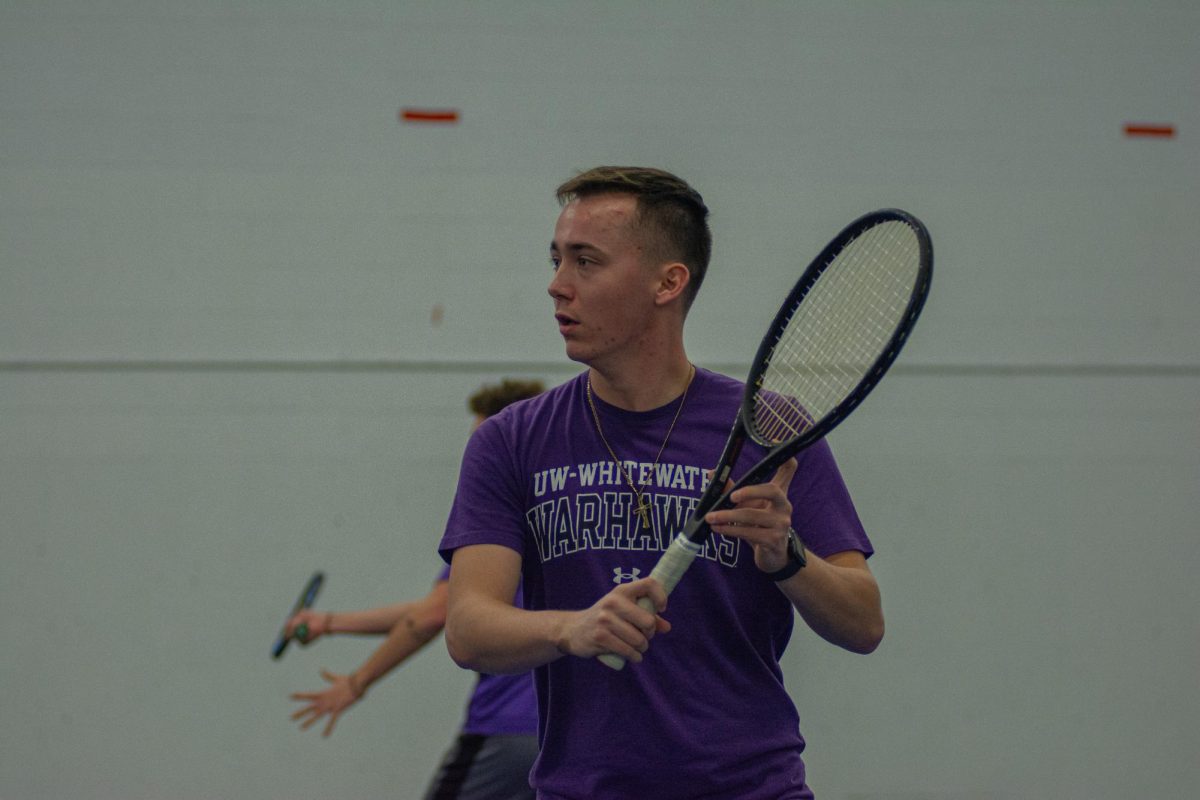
[599,208,932,670]
[270,571,324,660]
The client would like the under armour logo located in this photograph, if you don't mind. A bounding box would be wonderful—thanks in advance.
[612,567,641,584]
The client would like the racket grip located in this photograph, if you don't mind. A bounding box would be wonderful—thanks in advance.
[598,535,703,671]
[649,534,704,595]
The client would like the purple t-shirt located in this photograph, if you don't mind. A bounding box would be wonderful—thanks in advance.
[437,565,538,736]
[440,368,871,799]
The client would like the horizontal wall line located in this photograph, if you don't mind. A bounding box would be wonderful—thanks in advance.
[1,359,1197,378]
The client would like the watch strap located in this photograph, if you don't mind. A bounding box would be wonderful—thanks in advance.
[766,528,806,582]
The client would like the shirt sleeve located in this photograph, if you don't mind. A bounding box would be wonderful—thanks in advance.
[439,413,530,564]
[788,439,873,559]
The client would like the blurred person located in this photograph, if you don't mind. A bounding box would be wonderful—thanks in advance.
[288,379,545,800]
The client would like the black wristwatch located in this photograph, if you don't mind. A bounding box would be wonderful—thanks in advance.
[765,528,807,582]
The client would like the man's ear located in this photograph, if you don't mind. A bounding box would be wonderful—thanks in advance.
[654,262,691,307]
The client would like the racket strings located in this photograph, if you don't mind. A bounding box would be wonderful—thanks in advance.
[752,220,922,445]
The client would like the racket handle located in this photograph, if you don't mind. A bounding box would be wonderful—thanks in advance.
[649,533,704,594]
[598,535,703,671]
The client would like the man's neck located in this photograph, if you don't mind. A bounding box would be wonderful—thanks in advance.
[587,348,693,412]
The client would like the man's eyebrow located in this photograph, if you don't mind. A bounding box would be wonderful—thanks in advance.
[550,241,600,254]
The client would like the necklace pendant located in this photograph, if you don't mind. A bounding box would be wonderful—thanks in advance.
[632,496,652,530]
[586,368,694,538]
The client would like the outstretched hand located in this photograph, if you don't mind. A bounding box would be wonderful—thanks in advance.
[289,669,362,737]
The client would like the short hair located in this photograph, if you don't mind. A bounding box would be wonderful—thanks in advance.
[467,378,545,418]
[555,166,711,312]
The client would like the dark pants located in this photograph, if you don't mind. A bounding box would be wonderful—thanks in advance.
[423,733,538,800]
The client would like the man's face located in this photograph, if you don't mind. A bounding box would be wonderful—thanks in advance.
[548,194,660,366]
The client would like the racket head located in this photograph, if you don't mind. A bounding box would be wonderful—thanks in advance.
[270,571,325,660]
[740,209,932,463]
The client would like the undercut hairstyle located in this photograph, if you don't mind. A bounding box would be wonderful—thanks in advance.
[468,378,545,418]
[555,166,712,312]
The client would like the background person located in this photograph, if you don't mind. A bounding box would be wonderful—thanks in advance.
[288,379,545,800]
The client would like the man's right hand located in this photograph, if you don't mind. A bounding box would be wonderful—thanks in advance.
[558,577,671,664]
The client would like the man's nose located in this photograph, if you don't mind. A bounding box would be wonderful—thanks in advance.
[548,267,571,300]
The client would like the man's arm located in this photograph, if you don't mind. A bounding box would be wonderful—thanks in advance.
[289,581,449,736]
[286,599,429,640]
[774,550,883,654]
[705,458,884,655]
[347,581,448,691]
[444,544,670,674]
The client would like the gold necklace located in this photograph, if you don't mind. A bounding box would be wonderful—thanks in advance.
[586,365,695,531]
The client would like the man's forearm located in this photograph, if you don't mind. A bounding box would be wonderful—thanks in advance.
[777,552,884,654]
[352,615,443,694]
[446,597,569,675]
[327,602,415,636]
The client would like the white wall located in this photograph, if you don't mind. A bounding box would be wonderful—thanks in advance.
[2,2,1196,798]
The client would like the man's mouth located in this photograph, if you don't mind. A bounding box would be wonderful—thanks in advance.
[555,313,579,333]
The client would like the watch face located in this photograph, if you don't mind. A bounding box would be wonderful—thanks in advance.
[788,530,806,566]
[768,530,806,581]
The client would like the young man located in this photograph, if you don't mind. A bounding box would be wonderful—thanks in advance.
[287,379,544,800]
[440,167,883,799]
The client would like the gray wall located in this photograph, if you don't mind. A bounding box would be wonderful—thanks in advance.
[2,2,1196,798]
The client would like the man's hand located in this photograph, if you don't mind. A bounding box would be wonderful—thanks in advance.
[558,577,671,664]
[289,669,363,737]
[704,458,798,574]
[285,608,331,644]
